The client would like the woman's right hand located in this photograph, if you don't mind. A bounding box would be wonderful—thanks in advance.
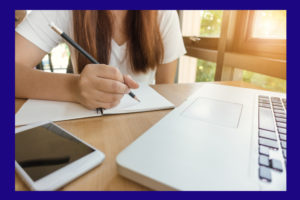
[75,64,139,110]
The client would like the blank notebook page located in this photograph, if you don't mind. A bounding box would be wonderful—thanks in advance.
[15,84,174,126]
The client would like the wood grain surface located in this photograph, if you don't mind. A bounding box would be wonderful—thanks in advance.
[14,81,264,191]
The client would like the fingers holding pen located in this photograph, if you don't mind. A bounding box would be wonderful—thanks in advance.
[76,81,125,109]
[88,64,132,94]
[92,90,124,104]
[77,86,123,109]
[123,74,139,89]
[92,77,130,94]
[76,64,132,110]
[91,64,124,83]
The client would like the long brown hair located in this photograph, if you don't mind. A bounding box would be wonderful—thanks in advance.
[73,10,164,74]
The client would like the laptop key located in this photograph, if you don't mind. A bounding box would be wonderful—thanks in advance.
[278,128,286,135]
[273,106,284,110]
[259,107,275,132]
[281,141,286,149]
[271,97,281,103]
[259,155,270,167]
[259,166,272,182]
[272,102,282,107]
[259,138,279,149]
[279,134,286,141]
[259,145,269,156]
[271,159,283,172]
[274,110,285,114]
[259,103,271,108]
[276,122,286,128]
[275,113,286,119]
[259,95,269,99]
[259,129,277,141]
[282,149,286,158]
[259,99,270,104]
[276,118,286,123]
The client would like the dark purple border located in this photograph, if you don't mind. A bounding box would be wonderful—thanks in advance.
[3,0,298,199]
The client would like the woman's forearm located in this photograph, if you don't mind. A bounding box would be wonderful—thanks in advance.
[15,64,80,102]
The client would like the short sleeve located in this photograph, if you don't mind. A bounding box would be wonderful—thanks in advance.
[15,10,72,53]
[158,10,186,64]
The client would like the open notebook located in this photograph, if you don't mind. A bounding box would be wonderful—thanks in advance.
[15,84,174,126]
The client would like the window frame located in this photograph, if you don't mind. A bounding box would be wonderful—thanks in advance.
[181,10,286,80]
[231,10,286,60]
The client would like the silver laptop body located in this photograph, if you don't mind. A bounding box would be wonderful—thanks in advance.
[117,84,286,191]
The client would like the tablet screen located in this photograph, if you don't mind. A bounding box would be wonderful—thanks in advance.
[15,123,94,181]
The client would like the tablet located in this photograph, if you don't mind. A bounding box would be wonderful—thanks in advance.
[15,121,105,191]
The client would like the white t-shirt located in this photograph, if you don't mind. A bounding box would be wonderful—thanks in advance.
[16,10,186,84]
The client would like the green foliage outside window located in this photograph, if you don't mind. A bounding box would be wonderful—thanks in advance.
[195,10,222,82]
[195,59,216,82]
[243,71,286,93]
[200,10,223,37]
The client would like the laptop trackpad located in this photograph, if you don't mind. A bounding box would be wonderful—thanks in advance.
[181,97,242,128]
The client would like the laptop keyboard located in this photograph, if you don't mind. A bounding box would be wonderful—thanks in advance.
[258,95,286,182]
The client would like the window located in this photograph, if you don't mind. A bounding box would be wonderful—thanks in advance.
[181,10,223,37]
[195,59,216,82]
[50,43,70,73]
[232,10,286,59]
[178,10,222,83]
[179,10,286,93]
[239,10,287,92]
[251,10,286,39]
[41,43,71,73]
[200,10,223,37]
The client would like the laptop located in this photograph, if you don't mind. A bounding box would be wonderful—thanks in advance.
[116,83,286,191]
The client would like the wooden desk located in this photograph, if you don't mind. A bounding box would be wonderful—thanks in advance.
[15,81,264,191]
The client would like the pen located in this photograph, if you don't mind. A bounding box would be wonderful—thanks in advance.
[49,22,140,115]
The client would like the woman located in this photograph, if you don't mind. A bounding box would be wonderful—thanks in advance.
[15,10,186,109]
